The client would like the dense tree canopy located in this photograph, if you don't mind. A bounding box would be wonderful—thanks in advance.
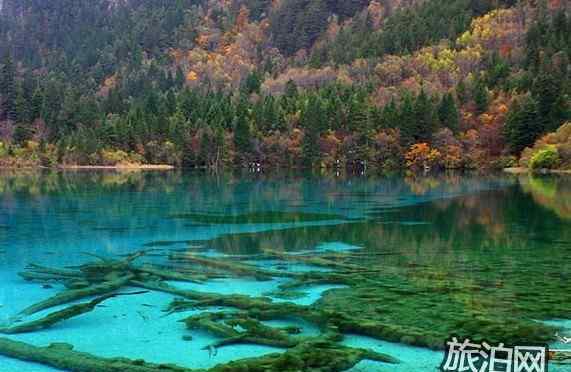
[0,0,568,170]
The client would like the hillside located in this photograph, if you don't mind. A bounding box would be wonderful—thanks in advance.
[0,0,569,170]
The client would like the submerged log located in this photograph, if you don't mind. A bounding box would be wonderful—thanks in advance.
[183,312,299,350]
[0,337,397,372]
[168,253,297,279]
[19,274,134,316]
[0,294,114,334]
[0,338,195,372]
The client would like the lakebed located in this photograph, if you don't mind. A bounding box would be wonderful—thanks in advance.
[0,170,570,371]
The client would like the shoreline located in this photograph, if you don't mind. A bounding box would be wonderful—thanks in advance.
[57,164,175,170]
[504,167,571,175]
[0,164,175,171]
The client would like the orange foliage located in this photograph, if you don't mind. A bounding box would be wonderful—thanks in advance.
[405,143,441,169]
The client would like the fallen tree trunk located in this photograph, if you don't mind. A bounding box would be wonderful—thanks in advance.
[0,338,195,372]
[0,294,114,334]
[19,274,134,316]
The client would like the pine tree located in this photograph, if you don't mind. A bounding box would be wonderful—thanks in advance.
[381,99,399,129]
[398,94,416,145]
[438,93,460,133]
[413,89,437,142]
[30,88,44,121]
[284,79,298,99]
[473,78,489,114]
[504,95,541,154]
[1,52,16,121]
[233,97,252,160]
[532,67,568,133]
[456,79,468,105]
[242,71,262,95]
[175,67,185,89]
[13,82,31,143]
[301,96,324,167]
[298,0,328,51]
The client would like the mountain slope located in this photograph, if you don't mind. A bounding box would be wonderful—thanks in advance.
[0,0,568,170]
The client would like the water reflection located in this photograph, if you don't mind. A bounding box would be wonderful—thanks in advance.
[0,170,570,370]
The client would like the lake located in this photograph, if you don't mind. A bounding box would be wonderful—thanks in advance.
[0,170,569,371]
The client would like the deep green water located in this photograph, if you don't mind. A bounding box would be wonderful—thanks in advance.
[0,170,570,371]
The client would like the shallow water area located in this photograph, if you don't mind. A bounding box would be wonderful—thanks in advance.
[0,170,569,371]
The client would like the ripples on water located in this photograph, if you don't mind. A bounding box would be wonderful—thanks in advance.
[0,170,569,371]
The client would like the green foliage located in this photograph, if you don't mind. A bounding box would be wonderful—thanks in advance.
[505,95,540,154]
[0,0,567,168]
[529,146,560,170]
[473,78,489,114]
[1,52,16,122]
[233,97,252,160]
[438,93,460,132]
[312,0,512,67]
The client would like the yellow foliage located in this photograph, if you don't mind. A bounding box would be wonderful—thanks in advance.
[186,71,198,81]
[25,141,40,152]
[405,143,441,169]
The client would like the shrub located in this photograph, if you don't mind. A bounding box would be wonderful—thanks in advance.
[144,141,181,165]
[100,149,144,166]
[529,146,560,170]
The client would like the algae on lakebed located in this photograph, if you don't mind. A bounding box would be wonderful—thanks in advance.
[2,172,571,371]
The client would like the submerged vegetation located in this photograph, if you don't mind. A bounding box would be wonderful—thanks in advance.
[2,174,571,370]
[0,171,570,369]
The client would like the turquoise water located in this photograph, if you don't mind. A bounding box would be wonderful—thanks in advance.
[0,170,570,371]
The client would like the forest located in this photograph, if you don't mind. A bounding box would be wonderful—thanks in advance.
[0,0,569,170]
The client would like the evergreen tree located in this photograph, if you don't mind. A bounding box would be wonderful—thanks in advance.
[241,71,262,95]
[413,89,437,142]
[473,78,489,114]
[456,79,468,105]
[301,96,324,166]
[13,82,31,143]
[381,99,399,129]
[504,95,541,154]
[233,97,252,159]
[398,94,416,145]
[1,52,16,121]
[438,93,460,132]
[30,88,44,121]
[284,79,298,99]
[531,67,568,133]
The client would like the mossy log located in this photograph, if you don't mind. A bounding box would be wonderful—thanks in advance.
[183,312,299,350]
[135,265,209,284]
[209,340,398,372]
[21,264,84,280]
[0,294,114,334]
[134,280,311,320]
[6,251,405,372]
[0,338,196,372]
[168,253,297,279]
[19,274,134,316]
[0,337,397,372]
[261,249,364,272]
